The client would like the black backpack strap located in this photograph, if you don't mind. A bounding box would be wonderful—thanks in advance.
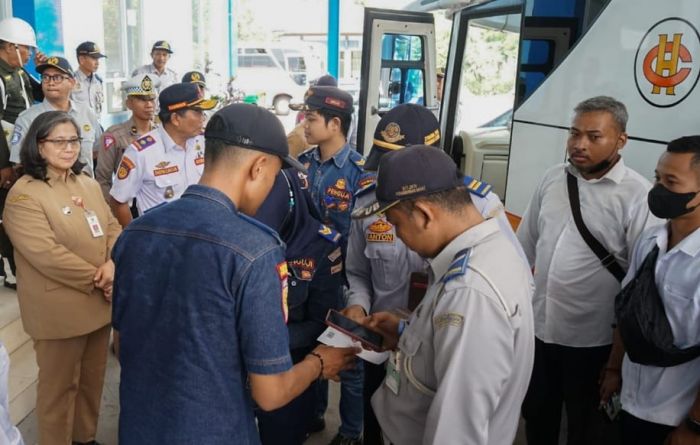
[566,171,626,282]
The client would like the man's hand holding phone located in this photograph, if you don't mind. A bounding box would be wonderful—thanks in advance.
[363,311,403,351]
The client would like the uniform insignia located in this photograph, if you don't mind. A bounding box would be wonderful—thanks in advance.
[71,196,84,208]
[10,125,21,146]
[61,206,72,215]
[434,312,464,330]
[8,194,30,203]
[441,248,471,284]
[134,135,156,151]
[330,262,343,275]
[351,201,381,219]
[325,178,352,210]
[155,161,170,169]
[289,258,316,281]
[463,175,492,198]
[355,157,366,166]
[380,122,405,144]
[191,72,201,81]
[82,124,91,133]
[163,185,175,199]
[366,219,394,243]
[117,156,135,180]
[328,246,341,262]
[318,225,341,243]
[194,157,205,166]
[141,75,153,93]
[276,261,289,323]
[103,134,115,150]
[153,165,179,176]
[3,75,10,81]
[47,57,59,65]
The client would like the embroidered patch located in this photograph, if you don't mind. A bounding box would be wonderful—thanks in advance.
[366,219,394,243]
[434,312,464,330]
[117,156,136,180]
[8,194,30,203]
[325,178,351,212]
[442,249,471,284]
[289,257,316,274]
[134,135,156,151]
[328,246,341,262]
[194,157,205,166]
[297,171,309,189]
[103,134,115,150]
[10,125,22,146]
[276,261,289,323]
[318,225,341,243]
[357,174,375,189]
[330,262,343,275]
[463,176,492,198]
[380,122,405,144]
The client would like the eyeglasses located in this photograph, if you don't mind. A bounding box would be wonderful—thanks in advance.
[41,74,71,84]
[40,138,82,150]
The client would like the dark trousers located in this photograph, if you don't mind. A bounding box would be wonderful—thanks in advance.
[363,361,386,445]
[257,348,318,445]
[522,338,620,445]
[620,411,673,445]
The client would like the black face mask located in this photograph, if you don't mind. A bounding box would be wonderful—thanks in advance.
[569,153,620,176]
[647,183,700,219]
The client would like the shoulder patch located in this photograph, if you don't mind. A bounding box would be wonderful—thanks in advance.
[7,193,30,204]
[349,152,367,169]
[10,125,22,146]
[134,134,156,151]
[463,176,492,198]
[103,133,115,150]
[318,224,341,244]
[116,156,135,180]
[355,173,376,196]
[355,181,376,197]
[434,312,465,330]
[276,261,289,323]
[441,248,471,284]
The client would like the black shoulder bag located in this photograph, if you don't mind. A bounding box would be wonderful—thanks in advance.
[615,245,700,366]
[566,172,626,282]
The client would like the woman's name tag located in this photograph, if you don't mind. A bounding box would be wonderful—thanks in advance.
[85,210,104,238]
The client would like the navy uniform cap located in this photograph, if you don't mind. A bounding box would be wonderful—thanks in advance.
[182,70,206,87]
[352,145,462,219]
[365,103,440,171]
[122,74,159,97]
[205,103,306,173]
[76,41,106,58]
[159,83,217,112]
[36,56,74,77]
[313,74,337,87]
[152,40,173,54]
[289,86,353,115]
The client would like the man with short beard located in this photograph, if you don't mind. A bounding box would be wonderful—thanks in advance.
[517,95,661,445]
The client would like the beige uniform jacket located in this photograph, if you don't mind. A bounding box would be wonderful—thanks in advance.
[2,168,121,339]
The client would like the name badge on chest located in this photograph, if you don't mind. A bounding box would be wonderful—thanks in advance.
[85,210,104,238]
[385,350,401,395]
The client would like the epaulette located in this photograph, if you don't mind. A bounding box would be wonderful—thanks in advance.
[318,224,341,244]
[349,151,367,170]
[133,134,156,151]
[355,181,376,198]
[463,176,492,198]
[441,248,471,284]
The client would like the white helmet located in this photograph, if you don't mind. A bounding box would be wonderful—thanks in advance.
[0,18,37,47]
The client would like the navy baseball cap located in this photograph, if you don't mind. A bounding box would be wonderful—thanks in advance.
[182,71,206,87]
[365,104,440,171]
[313,74,337,87]
[290,86,353,114]
[204,103,306,172]
[76,41,106,58]
[152,40,173,54]
[352,145,462,219]
[36,56,74,77]
[159,83,217,112]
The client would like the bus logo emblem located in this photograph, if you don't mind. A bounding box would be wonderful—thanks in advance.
[635,18,700,108]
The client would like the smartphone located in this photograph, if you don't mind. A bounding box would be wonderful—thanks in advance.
[601,393,621,421]
[325,309,384,351]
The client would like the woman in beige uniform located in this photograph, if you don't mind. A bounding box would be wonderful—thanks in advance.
[3,111,120,445]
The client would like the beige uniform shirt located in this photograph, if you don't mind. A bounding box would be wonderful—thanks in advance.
[3,168,121,339]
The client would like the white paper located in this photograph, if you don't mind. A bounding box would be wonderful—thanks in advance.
[317,326,389,365]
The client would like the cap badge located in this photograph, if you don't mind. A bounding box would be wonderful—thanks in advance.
[191,72,201,81]
[47,57,59,66]
[161,41,170,49]
[380,123,405,144]
[82,124,91,133]
[93,44,101,53]
[141,75,153,92]
[397,184,426,196]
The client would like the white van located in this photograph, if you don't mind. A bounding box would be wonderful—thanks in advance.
[234,46,309,115]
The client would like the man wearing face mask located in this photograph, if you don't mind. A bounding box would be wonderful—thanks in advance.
[600,136,700,445]
[517,96,661,445]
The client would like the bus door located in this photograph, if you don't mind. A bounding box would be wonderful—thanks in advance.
[357,8,438,154]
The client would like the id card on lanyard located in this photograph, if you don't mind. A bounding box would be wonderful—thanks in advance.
[72,196,104,238]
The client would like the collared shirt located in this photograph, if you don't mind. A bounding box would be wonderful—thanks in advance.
[94,117,156,201]
[131,64,178,95]
[346,187,530,314]
[112,184,292,443]
[0,57,34,169]
[9,100,102,176]
[297,143,373,240]
[620,224,700,427]
[109,126,205,214]
[72,69,104,115]
[516,160,659,347]
[371,219,534,445]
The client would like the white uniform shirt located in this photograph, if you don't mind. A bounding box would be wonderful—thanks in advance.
[620,224,700,427]
[517,161,659,347]
[72,69,104,115]
[109,126,205,214]
[372,219,535,445]
[131,64,178,96]
[9,100,102,176]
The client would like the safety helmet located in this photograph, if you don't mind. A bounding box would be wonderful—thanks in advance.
[0,18,37,47]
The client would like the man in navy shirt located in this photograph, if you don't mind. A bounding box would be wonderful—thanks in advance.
[112,103,357,444]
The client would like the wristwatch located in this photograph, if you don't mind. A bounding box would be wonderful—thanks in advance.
[686,415,700,434]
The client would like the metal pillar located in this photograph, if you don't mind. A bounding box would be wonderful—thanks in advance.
[327,0,340,78]
[228,0,237,78]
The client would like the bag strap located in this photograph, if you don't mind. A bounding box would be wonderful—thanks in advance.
[566,171,626,282]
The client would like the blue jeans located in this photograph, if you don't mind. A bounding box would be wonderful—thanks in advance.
[316,359,364,439]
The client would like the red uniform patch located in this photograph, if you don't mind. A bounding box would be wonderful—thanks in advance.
[276,262,289,323]
[117,156,135,180]
[103,134,115,150]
